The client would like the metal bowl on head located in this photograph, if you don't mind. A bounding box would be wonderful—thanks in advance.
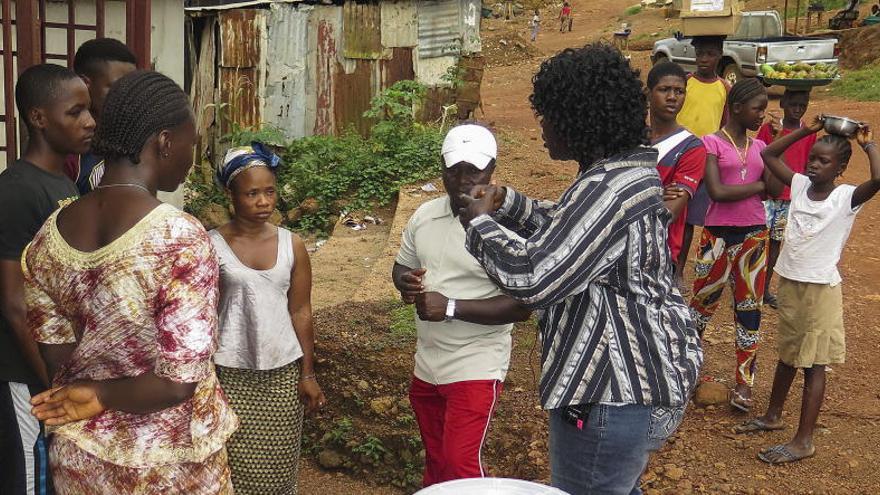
[822,115,863,138]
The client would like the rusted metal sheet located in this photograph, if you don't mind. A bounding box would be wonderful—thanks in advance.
[219,9,262,67]
[313,18,338,136]
[381,0,417,48]
[342,2,382,60]
[264,4,310,138]
[218,9,265,134]
[334,59,374,136]
[220,67,260,133]
[381,47,415,86]
[417,0,462,59]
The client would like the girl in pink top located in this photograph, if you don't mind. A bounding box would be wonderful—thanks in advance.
[690,78,782,413]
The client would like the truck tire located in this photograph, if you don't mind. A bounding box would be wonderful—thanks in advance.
[722,62,743,86]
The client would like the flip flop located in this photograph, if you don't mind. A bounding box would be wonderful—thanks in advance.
[734,418,785,434]
[758,444,815,465]
[730,390,753,413]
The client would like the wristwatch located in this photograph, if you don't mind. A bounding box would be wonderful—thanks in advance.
[445,299,456,322]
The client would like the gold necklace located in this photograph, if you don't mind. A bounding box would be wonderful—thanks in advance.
[721,128,750,181]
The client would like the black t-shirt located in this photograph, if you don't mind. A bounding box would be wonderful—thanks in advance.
[0,160,78,385]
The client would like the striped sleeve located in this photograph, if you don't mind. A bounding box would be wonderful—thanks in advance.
[493,187,557,238]
[465,178,625,309]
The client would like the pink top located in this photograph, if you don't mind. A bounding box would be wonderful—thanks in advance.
[702,133,768,227]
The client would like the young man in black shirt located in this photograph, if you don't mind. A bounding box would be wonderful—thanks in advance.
[0,63,94,495]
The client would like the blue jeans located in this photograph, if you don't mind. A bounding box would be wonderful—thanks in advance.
[549,403,685,495]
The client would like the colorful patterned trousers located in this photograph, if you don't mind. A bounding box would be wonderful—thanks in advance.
[689,226,769,386]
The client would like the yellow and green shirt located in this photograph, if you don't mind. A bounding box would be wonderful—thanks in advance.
[677,75,730,138]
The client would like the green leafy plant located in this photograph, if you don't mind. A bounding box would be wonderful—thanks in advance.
[352,435,389,463]
[327,417,354,445]
[441,64,466,90]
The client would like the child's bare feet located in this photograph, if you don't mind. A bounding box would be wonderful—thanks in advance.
[758,441,816,464]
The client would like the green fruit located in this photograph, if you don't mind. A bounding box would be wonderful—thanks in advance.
[774,62,792,72]
[794,62,813,72]
[814,71,828,79]
[760,64,774,76]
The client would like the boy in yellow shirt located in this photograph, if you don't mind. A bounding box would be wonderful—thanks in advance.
[676,35,729,281]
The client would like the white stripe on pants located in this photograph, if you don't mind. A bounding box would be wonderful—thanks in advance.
[10,381,41,494]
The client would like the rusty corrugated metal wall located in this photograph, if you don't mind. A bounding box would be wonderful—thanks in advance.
[218,9,264,133]
[186,0,478,151]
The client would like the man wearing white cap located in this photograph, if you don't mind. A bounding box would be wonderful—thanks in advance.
[392,124,531,487]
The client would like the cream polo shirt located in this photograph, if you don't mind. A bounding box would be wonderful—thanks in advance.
[396,196,513,385]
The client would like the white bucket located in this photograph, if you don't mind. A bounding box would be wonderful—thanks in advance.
[414,478,570,495]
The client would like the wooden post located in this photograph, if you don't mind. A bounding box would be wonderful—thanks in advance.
[783,0,789,34]
[15,1,41,72]
[794,0,801,35]
[2,0,17,162]
[126,0,151,69]
[66,0,75,67]
[96,0,105,38]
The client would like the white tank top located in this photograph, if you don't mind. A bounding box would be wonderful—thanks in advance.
[209,227,304,370]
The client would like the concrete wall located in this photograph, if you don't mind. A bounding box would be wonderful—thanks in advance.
[1,0,185,206]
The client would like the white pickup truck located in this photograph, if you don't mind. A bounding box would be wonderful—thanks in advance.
[651,10,839,85]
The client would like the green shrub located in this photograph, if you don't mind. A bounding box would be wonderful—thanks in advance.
[186,80,445,234]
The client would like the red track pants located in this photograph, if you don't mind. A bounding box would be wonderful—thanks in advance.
[408,376,503,487]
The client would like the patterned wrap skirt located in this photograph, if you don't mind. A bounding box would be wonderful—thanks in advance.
[215,360,304,495]
[49,435,233,494]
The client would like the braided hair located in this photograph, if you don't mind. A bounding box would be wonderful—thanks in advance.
[92,71,192,164]
[727,77,767,108]
[817,134,853,171]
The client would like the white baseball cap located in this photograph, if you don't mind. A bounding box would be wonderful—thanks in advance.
[441,124,497,170]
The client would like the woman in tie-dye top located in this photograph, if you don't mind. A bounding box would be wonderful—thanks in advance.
[23,71,237,494]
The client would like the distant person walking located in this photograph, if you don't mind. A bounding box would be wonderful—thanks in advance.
[559,2,573,32]
[530,10,541,42]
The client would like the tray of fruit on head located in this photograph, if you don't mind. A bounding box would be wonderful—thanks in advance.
[758,62,840,88]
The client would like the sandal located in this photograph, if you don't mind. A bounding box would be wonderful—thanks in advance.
[734,418,785,434]
[758,444,815,465]
[729,390,753,413]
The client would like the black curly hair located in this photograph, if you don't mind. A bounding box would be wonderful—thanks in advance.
[817,134,853,171]
[530,43,649,166]
[92,70,192,164]
[15,63,81,130]
[73,38,137,79]
[647,61,687,89]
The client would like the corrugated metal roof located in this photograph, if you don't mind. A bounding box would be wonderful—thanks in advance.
[342,2,383,60]
[417,0,462,59]
[381,0,418,48]
[263,3,310,138]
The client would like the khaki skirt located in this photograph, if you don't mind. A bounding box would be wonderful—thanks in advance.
[777,277,845,368]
